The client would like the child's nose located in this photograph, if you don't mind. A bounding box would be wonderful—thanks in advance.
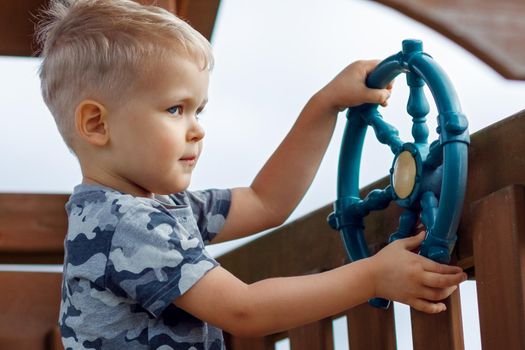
[187,118,205,142]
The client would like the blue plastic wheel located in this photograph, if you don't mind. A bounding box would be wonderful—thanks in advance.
[327,39,469,309]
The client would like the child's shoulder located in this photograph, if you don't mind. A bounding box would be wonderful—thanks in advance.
[64,184,231,238]
[67,183,139,217]
[65,184,173,234]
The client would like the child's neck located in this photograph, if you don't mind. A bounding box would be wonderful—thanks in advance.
[82,176,154,199]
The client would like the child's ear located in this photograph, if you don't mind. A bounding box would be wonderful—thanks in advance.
[75,100,109,146]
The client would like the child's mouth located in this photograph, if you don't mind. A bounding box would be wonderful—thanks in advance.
[180,156,196,166]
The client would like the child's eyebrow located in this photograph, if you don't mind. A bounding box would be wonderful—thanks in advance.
[167,95,208,107]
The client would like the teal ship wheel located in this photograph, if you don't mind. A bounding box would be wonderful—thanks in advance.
[327,39,469,309]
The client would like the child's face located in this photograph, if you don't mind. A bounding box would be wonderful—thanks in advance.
[105,54,209,196]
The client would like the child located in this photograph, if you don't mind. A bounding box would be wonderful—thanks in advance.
[36,0,467,349]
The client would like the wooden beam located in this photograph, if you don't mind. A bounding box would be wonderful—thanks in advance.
[346,303,396,349]
[0,272,62,349]
[0,0,46,56]
[410,289,464,350]
[472,185,525,349]
[0,193,68,264]
[136,0,176,14]
[0,0,220,57]
[175,0,221,42]
[289,319,334,350]
[225,335,275,350]
[373,0,525,80]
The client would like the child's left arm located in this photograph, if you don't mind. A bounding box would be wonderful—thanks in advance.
[213,60,391,244]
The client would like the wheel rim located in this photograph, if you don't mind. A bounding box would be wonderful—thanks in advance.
[327,39,470,309]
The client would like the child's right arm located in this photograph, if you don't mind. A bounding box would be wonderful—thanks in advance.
[174,232,467,337]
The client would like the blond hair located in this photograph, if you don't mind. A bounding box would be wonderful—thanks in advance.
[36,0,213,149]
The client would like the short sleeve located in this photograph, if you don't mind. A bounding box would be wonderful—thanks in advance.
[104,203,218,318]
[177,189,231,243]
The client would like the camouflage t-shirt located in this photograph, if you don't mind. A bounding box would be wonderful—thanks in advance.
[59,184,231,350]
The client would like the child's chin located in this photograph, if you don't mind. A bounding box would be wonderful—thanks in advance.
[162,180,191,194]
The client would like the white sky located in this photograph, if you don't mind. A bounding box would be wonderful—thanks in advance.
[2,0,525,348]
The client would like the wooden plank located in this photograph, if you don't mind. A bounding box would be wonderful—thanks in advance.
[174,0,189,17]
[0,272,62,350]
[0,193,68,263]
[288,319,334,350]
[373,0,525,80]
[471,185,525,350]
[46,326,64,350]
[0,0,44,56]
[346,303,396,350]
[176,0,221,41]
[410,289,464,350]
[225,335,274,350]
[136,0,175,14]
[458,109,525,265]
[0,0,219,57]
[157,0,176,14]
[219,205,347,283]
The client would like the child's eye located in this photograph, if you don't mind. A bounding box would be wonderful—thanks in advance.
[167,105,183,115]
[196,107,205,118]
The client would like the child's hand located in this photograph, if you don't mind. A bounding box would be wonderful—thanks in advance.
[369,231,467,313]
[318,60,392,112]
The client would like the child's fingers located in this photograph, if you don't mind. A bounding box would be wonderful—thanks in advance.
[399,231,425,250]
[421,258,465,275]
[419,285,458,301]
[361,59,382,73]
[363,88,391,106]
[421,271,467,289]
[411,299,447,314]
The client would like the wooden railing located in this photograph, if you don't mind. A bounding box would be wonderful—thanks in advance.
[217,109,525,350]
[1,109,524,349]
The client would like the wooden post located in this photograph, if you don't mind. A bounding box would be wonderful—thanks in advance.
[472,185,525,350]
[226,335,274,350]
[135,0,176,13]
[288,319,334,350]
[410,288,464,350]
[46,326,64,350]
[0,272,62,350]
[346,303,396,349]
